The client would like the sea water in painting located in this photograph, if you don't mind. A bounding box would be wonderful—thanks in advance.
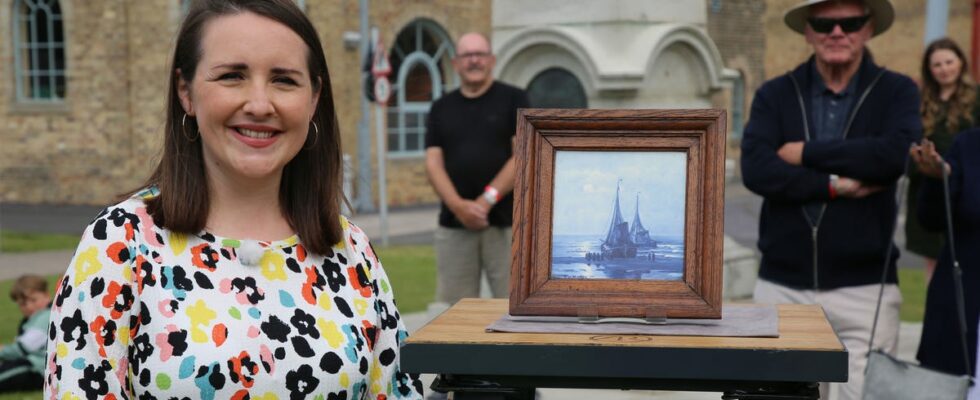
[550,150,686,280]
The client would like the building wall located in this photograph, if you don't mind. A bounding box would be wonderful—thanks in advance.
[0,0,489,207]
[5,0,968,207]
[494,0,737,120]
[0,0,175,204]
[703,0,767,178]
[705,0,767,123]
[493,0,706,26]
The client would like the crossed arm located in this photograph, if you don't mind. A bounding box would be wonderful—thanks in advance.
[776,141,885,198]
[741,80,921,203]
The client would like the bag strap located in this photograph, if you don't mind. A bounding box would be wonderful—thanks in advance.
[941,162,973,378]
[866,144,972,378]
[866,147,910,357]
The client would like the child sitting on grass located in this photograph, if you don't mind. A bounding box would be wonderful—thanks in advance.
[0,274,51,392]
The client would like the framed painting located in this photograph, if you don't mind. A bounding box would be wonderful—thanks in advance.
[509,109,726,319]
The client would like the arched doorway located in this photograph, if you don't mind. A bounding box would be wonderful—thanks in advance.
[387,19,455,156]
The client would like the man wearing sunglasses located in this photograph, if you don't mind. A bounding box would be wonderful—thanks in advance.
[741,1,921,399]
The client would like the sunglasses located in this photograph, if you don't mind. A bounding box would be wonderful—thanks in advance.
[807,15,871,34]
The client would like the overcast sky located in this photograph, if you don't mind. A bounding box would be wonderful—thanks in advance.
[551,150,687,238]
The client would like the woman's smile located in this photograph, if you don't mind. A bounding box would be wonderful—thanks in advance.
[231,124,282,148]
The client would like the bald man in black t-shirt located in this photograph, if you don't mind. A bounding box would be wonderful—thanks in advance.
[424,32,529,305]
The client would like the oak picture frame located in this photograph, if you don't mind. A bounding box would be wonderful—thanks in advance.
[509,109,726,319]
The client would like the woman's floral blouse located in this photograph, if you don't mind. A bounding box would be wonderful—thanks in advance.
[44,190,423,399]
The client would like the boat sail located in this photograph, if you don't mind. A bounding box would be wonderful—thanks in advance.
[600,180,637,259]
[629,193,657,248]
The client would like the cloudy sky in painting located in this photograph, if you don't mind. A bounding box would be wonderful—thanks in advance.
[551,150,687,237]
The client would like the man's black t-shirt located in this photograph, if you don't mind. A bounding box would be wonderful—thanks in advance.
[425,81,530,228]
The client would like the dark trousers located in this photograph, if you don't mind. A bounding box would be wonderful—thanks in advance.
[0,359,43,393]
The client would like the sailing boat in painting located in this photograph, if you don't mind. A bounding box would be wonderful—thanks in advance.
[565,178,682,279]
[629,193,657,248]
[599,180,637,259]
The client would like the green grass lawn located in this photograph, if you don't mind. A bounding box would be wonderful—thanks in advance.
[0,231,81,253]
[899,267,927,323]
[0,392,38,399]
[0,244,433,399]
[376,245,436,314]
[0,246,434,342]
[0,229,436,311]
[0,245,434,344]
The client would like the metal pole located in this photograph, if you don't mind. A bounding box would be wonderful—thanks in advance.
[342,153,353,216]
[355,0,375,212]
[924,0,950,45]
[0,200,4,254]
[368,25,391,246]
[973,0,980,78]
[375,103,389,246]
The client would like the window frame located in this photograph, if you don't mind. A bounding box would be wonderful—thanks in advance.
[386,19,456,158]
[12,0,68,107]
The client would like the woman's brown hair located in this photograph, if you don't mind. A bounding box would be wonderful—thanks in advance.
[921,37,977,136]
[144,0,343,255]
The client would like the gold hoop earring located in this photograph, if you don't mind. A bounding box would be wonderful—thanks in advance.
[306,121,319,149]
[182,114,199,141]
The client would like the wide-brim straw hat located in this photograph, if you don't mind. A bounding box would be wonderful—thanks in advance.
[784,0,894,37]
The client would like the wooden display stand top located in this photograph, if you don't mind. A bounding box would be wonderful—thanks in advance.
[402,298,847,387]
[408,298,843,350]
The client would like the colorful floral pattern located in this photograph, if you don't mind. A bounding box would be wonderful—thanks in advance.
[44,190,423,399]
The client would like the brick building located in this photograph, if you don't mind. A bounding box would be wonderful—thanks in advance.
[706,0,766,152]
[1,0,969,208]
[0,0,490,207]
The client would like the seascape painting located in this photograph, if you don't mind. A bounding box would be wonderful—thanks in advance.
[550,150,687,281]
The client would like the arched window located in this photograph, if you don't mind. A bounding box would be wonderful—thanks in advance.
[387,19,455,156]
[527,68,587,108]
[13,0,66,102]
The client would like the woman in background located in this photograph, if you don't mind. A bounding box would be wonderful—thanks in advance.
[44,0,423,398]
[906,37,980,281]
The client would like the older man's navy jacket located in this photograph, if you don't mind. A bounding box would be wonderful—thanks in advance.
[741,52,922,289]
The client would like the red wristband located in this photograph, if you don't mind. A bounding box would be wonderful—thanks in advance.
[484,185,501,202]
[828,181,837,199]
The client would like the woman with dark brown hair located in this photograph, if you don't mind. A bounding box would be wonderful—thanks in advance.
[907,37,980,280]
[43,1,422,398]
